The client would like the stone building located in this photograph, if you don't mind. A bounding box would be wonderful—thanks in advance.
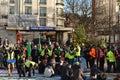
[92,0,117,43]
[0,0,72,44]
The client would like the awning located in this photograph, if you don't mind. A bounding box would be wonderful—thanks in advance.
[56,27,73,32]
[45,32,56,35]
[6,27,24,30]
[6,26,73,32]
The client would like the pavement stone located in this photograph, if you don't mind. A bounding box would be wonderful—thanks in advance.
[0,69,61,80]
[0,69,118,80]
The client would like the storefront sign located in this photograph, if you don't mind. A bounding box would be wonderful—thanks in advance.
[29,27,55,31]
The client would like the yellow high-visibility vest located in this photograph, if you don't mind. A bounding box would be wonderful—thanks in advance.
[7,51,14,60]
[41,49,45,56]
[48,49,52,57]
[25,60,36,68]
[106,50,116,62]
[75,46,81,56]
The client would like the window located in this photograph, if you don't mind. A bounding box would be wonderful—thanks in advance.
[56,0,64,5]
[40,7,46,16]
[56,8,63,17]
[25,0,32,4]
[56,0,63,3]
[10,0,15,3]
[118,0,120,2]
[25,6,32,14]
[9,6,14,14]
[119,5,120,11]
[57,19,64,26]
[40,18,46,26]
[40,0,46,4]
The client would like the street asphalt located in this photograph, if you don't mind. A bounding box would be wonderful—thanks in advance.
[0,69,117,80]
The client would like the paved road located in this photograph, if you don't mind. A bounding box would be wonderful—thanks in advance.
[0,69,61,80]
[0,69,117,80]
[84,72,117,80]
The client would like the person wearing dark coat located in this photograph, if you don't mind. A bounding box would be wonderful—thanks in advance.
[14,46,24,77]
[31,45,39,63]
[61,63,73,80]
[90,64,101,80]
[72,62,85,80]
[17,52,26,77]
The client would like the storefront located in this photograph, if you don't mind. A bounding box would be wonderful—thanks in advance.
[6,26,73,44]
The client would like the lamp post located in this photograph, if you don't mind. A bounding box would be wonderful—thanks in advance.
[108,0,111,47]
[118,11,120,40]
[18,0,20,27]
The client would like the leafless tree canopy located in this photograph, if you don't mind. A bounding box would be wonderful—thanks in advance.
[64,0,92,33]
[65,0,91,15]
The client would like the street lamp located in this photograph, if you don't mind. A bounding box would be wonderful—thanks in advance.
[18,0,20,27]
[118,11,120,40]
[108,0,111,47]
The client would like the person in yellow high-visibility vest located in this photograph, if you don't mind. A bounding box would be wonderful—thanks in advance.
[65,47,74,64]
[48,47,53,61]
[106,47,116,73]
[24,60,37,77]
[17,53,26,77]
[74,43,81,62]
[7,47,15,76]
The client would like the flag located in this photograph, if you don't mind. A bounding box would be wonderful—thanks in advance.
[26,42,31,57]
[38,33,41,52]
[48,37,51,45]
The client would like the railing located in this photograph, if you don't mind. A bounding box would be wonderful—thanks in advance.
[10,0,15,4]
[0,19,8,22]
[56,3,64,6]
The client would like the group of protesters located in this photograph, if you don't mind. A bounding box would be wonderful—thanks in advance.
[1,37,120,80]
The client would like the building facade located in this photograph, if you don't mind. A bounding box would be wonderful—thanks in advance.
[0,0,72,44]
[116,0,120,43]
[92,0,117,43]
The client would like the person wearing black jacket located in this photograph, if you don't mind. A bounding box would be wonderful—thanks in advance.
[61,63,73,80]
[90,64,101,80]
[31,45,39,63]
[14,46,21,73]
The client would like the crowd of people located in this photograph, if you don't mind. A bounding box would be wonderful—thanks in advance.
[0,37,120,80]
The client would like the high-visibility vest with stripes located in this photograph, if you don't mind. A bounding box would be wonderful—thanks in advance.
[55,48,62,57]
[48,49,53,57]
[65,51,69,58]
[65,51,74,59]
[25,60,36,68]
[106,50,116,62]
[7,51,14,60]
[75,46,81,56]
[41,49,45,57]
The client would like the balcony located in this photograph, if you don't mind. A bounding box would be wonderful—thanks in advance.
[0,19,8,26]
[0,19,8,22]
[40,13,46,17]
[24,0,32,4]
[56,3,64,6]
[19,15,37,20]
[10,0,15,4]
[0,12,8,16]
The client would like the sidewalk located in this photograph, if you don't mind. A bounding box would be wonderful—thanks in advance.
[0,68,118,80]
[84,71,118,80]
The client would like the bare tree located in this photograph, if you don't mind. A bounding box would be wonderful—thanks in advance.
[64,0,92,33]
